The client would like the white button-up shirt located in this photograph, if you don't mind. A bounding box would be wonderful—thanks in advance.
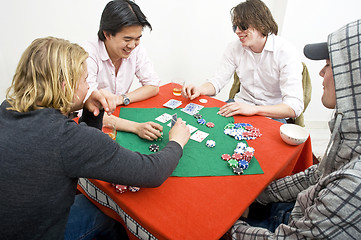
[208,34,304,117]
[82,39,160,97]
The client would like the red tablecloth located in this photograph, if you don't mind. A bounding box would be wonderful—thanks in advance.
[78,83,313,240]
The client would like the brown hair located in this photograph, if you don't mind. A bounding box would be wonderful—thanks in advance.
[6,37,88,114]
[231,0,278,36]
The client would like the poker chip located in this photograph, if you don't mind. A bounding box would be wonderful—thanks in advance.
[115,184,127,194]
[197,118,206,125]
[221,154,232,161]
[236,142,247,151]
[206,140,216,148]
[193,113,202,119]
[224,123,235,129]
[156,131,164,141]
[232,153,242,161]
[149,144,160,152]
[243,151,254,162]
[206,122,215,128]
[128,186,140,192]
[227,159,239,168]
[234,147,244,154]
[233,167,244,175]
[238,160,249,170]
[199,98,208,103]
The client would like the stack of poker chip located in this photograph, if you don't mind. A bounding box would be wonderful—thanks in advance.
[149,144,160,152]
[223,123,262,140]
[221,142,255,175]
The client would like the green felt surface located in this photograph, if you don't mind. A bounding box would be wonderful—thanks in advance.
[116,107,263,177]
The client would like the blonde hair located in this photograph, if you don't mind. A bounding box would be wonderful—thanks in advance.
[6,37,88,114]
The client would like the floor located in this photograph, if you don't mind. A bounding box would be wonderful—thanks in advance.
[306,122,331,159]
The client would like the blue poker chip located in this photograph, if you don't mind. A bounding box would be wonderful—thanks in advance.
[238,160,249,170]
[197,118,206,125]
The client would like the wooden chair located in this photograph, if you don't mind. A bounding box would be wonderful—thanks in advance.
[228,62,311,127]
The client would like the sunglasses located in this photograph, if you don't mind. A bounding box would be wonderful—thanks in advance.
[232,24,248,32]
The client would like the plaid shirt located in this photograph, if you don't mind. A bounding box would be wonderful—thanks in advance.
[231,19,361,239]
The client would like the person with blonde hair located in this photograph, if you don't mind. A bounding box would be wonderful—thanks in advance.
[0,36,190,240]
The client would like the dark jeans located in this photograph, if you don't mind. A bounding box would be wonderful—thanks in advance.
[241,201,295,232]
[64,194,129,240]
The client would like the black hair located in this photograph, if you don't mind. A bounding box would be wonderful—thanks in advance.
[98,0,152,41]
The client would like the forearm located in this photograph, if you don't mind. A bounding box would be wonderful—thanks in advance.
[105,114,140,133]
[254,103,296,119]
[125,85,159,103]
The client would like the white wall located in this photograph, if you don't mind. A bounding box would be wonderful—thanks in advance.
[1,0,360,123]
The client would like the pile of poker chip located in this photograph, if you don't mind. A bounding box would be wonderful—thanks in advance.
[194,113,215,128]
[223,123,262,140]
[221,142,255,175]
[111,183,140,193]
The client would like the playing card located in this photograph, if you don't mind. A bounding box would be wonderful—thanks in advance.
[155,113,172,123]
[181,103,204,115]
[190,130,209,142]
[171,113,177,128]
[187,124,198,133]
[163,99,182,109]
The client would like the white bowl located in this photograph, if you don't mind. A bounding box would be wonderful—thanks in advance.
[280,124,309,146]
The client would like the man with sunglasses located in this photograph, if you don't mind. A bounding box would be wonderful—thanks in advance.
[182,0,303,123]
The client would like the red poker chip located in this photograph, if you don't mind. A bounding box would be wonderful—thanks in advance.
[232,153,243,160]
[206,122,215,128]
[221,154,231,161]
[115,184,127,193]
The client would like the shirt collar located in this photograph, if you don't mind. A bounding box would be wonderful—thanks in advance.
[98,39,111,62]
[263,34,275,52]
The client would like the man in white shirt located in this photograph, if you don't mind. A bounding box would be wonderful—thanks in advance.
[84,0,163,140]
[182,0,303,123]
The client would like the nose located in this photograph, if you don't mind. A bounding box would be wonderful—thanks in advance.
[127,40,136,49]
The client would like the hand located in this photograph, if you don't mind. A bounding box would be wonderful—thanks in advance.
[134,122,164,141]
[218,102,257,117]
[84,89,122,116]
[182,84,201,100]
[169,118,190,148]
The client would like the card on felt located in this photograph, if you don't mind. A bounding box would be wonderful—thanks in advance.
[163,99,182,109]
[190,130,209,142]
[181,103,204,115]
[187,124,198,133]
[155,113,172,123]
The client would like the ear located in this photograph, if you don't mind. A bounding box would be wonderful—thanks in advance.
[103,31,111,41]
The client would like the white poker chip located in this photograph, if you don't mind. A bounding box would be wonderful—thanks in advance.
[199,98,208,103]
[206,140,216,148]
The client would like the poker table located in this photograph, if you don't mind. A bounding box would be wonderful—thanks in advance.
[77,83,313,240]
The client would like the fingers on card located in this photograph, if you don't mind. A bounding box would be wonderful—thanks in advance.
[163,99,182,109]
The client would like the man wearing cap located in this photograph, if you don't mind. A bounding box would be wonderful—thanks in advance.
[228,19,361,239]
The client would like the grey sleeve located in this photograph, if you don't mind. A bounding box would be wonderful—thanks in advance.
[60,121,183,188]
